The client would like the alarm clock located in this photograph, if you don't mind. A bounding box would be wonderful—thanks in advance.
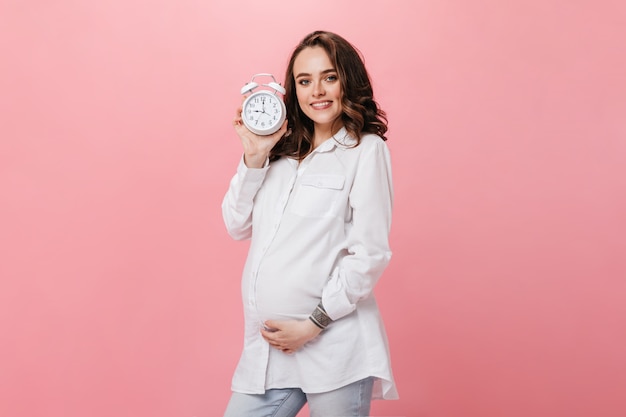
[240,73,287,136]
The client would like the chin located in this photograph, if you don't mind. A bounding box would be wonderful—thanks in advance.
[310,114,342,128]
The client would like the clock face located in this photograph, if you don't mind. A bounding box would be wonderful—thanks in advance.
[242,91,286,135]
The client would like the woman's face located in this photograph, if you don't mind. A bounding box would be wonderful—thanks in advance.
[293,46,343,134]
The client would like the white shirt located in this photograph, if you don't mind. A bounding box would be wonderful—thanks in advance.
[222,128,398,400]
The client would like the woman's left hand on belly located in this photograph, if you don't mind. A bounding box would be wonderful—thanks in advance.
[261,319,322,354]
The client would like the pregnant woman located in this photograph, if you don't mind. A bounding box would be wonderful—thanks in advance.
[222,30,398,417]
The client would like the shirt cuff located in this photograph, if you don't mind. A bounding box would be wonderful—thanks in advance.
[321,272,357,321]
[238,154,270,173]
[235,155,270,198]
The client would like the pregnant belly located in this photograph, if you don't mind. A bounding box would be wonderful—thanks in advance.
[254,273,323,321]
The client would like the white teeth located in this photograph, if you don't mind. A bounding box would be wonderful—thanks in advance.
[311,101,331,108]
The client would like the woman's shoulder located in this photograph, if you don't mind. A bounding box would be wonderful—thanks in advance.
[336,130,386,149]
[356,133,390,158]
[359,132,386,147]
[334,133,390,168]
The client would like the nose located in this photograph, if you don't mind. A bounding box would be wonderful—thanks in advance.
[312,81,325,97]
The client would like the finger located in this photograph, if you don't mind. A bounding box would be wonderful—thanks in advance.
[264,320,281,331]
[260,328,280,344]
[260,328,272,340]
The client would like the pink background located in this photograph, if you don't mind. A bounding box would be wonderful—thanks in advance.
[1,1,625,416]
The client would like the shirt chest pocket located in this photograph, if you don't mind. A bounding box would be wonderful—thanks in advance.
[290,174,346,218]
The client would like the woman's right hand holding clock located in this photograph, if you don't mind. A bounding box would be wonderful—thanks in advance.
[233,104,288,169]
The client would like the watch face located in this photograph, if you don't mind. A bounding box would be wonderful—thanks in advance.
[243,92,285,135]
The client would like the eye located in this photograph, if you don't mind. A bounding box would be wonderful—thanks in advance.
[298,79,311,86]
[325,74,338,82]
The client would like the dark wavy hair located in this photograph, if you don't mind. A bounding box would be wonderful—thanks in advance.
[270,31,388,161]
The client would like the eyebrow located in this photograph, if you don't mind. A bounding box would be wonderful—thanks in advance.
[295,68,337,79]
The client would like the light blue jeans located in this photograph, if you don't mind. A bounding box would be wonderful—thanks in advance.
[223,377,374,417]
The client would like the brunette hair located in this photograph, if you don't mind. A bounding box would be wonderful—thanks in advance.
[270,31,388,161]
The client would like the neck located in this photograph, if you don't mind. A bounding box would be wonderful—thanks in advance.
[312,122,343,149]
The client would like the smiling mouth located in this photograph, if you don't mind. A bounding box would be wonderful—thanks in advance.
[311,101,332,109]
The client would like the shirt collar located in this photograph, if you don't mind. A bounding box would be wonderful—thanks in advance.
[286,127,358,169]
[315,127,357,153]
